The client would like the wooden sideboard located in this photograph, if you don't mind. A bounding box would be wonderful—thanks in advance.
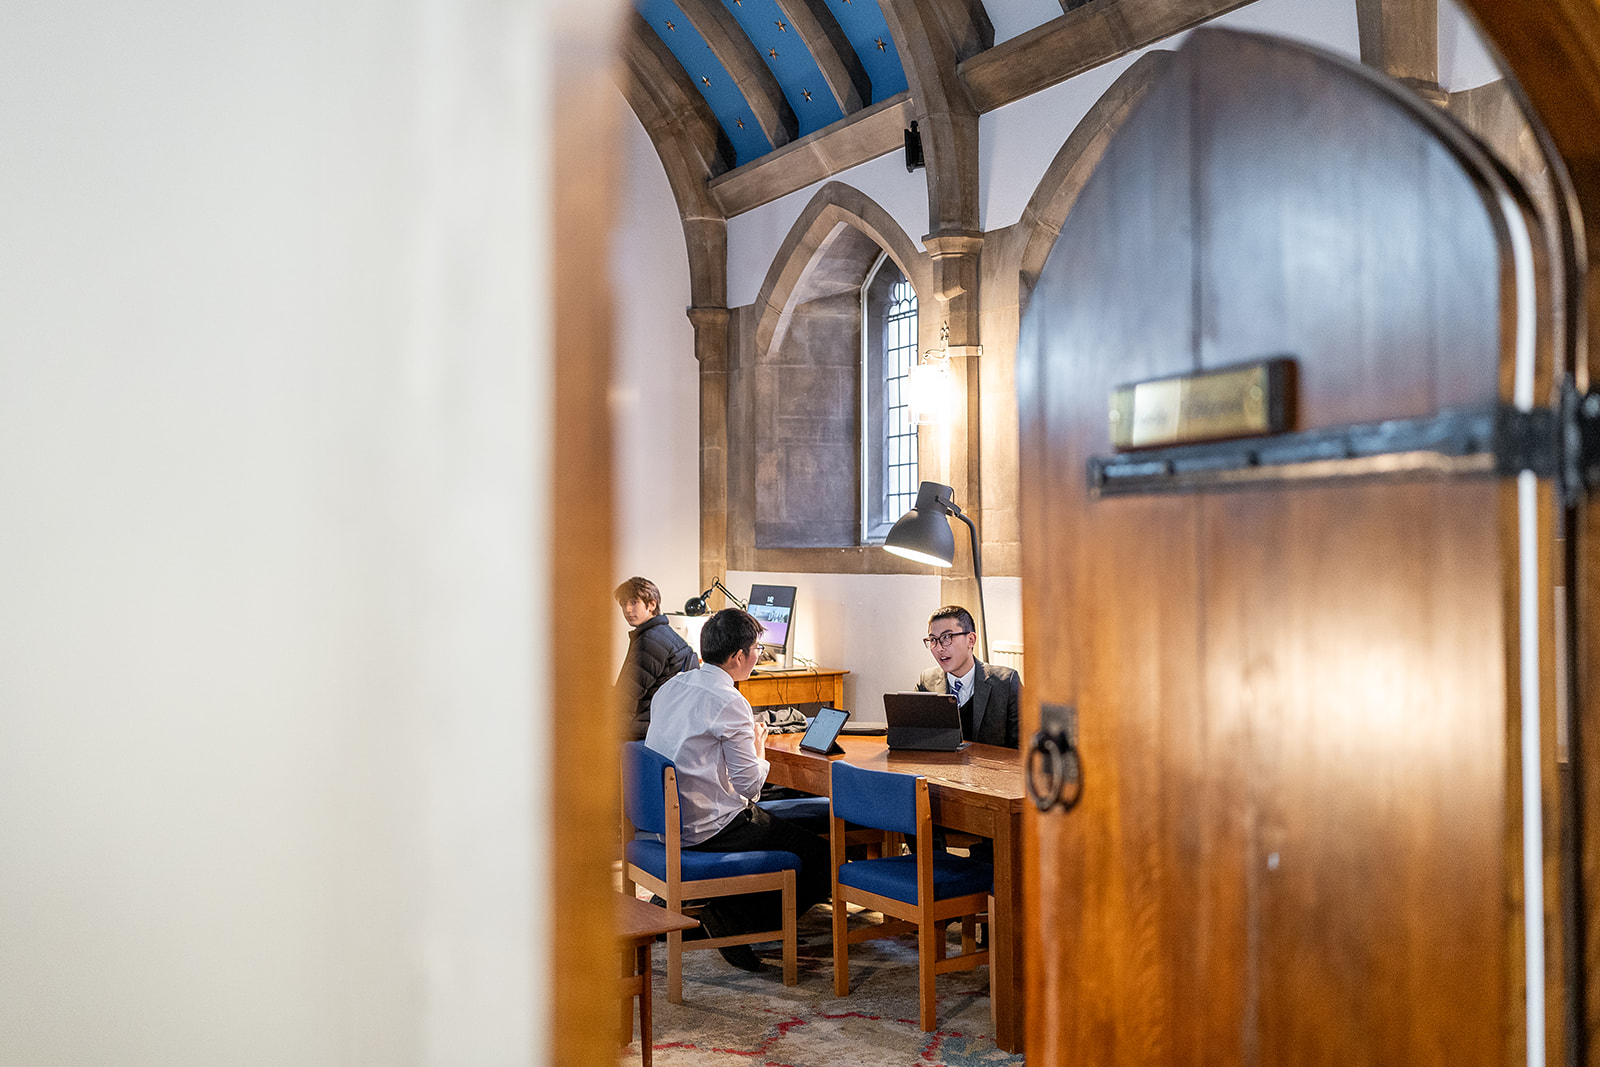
[735,667,847,710]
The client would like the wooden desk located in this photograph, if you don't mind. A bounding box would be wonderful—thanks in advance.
[736,667,848,710]
[762,734,1026,1054]
[615,893,699,1067]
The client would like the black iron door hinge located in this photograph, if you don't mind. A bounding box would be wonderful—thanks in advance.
[1088,377,1600,508]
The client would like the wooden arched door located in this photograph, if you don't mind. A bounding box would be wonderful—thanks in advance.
[1017,28,1568,1066]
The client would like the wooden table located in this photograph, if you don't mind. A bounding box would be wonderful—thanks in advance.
[616,892,699,1067]
[736,667,848,710]
[762,733,1026,1054]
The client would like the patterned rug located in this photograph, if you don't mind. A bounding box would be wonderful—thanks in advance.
[619,904,1022,1067]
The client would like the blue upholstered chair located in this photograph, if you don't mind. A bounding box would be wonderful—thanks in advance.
[621,742,799,1001]
[829,760,992,1031]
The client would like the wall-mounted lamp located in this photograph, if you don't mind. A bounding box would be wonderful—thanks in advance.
[906,321,952,427]
[882,480,989,661]
[906,351,950,426]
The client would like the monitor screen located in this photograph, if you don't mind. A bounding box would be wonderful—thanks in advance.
[747,584,796,663]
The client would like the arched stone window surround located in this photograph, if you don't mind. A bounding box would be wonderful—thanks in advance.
[727,183,939,575]
[752,182,933,363]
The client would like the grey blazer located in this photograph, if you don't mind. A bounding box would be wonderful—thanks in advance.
[916,659,1021,749]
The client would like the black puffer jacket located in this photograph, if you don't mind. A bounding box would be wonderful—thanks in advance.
[617,615,700,741]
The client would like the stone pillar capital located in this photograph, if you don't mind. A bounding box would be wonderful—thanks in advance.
[685,305,731,369]
[686,305,731,331]
[922,230,985,259]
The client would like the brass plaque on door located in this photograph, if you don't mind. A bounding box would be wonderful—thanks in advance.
[1109,357,1294,449]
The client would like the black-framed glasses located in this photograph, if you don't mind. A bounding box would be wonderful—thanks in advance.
[923,630,972,649]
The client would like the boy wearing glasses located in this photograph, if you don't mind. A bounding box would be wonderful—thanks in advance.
[916,605,1021,749]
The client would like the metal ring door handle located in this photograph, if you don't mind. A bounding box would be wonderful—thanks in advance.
[1027,703,1083,813]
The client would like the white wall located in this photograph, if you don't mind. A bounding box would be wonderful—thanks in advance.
[728,571,940,723]
[611,105,702,631]
[1440,0,1502,90]
[0,0,576,1063]
[718,571,1024,725]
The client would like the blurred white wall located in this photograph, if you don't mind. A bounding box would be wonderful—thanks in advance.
[0,0,581,1062]
[610,105,701,631]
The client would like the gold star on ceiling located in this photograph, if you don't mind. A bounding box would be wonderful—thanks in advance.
[768,47,778,58]
[736,117,744,129]
[875,37,887,51]
[700,75,710,86]
[775,19,787,32]
[664,19,674,31]
[802,88,812,102]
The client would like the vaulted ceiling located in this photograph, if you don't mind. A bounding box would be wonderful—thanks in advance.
[617,0,1260,222]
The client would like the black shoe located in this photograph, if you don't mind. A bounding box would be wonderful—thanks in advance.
[699,908,764,973]
[716,943,763,972]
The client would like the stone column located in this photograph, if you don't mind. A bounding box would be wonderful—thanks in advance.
[1356,0,1443,101]
[688,305,731,592]
[922,231,985,625]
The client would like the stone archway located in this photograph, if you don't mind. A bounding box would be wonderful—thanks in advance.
[752,182,933,362]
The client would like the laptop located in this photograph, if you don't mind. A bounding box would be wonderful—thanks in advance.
[798,706,850,755]
[883,691,966,752]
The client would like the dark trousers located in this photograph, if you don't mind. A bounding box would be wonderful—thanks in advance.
[688,804,831,936]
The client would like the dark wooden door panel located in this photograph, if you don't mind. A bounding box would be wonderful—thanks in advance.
[1019,27,1545,1067]
[1190,31,1502,421]
[1205,479,1507,1066]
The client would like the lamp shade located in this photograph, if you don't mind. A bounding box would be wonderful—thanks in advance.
[881,480,989,662]
[883,483,957,567]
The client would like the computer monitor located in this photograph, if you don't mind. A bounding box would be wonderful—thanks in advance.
[747,584,797,669]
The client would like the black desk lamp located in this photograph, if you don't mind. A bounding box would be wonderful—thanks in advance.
[684,576,746,616]
[883,480,990,662]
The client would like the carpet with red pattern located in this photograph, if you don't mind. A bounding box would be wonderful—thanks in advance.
[620,905,1021,1067]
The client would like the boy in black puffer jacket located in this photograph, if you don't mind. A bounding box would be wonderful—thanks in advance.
[614,576,700,741]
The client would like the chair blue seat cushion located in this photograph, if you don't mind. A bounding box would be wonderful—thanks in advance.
[837,853,993,904]
[626,838,801,882]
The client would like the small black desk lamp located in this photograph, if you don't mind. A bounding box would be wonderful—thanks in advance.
[684,577,747,616]
[882,480,990,662]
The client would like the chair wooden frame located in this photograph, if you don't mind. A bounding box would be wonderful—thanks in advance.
[622,758,798,1002]
[829,771,990,1031]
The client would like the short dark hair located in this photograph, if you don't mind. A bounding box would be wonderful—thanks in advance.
[928,605,975,633]
[700,607,764,666]
[613,576,661,612]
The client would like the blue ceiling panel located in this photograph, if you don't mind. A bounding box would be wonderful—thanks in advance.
[639,0,774,165]
[829,0,908,100]
[721,0,845,136]
[633,0,910,168]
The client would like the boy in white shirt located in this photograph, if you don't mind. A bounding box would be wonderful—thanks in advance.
[646,608,831,971]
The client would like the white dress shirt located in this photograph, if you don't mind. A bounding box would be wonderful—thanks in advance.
[644,663,770,845]
[947,663,976,706]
